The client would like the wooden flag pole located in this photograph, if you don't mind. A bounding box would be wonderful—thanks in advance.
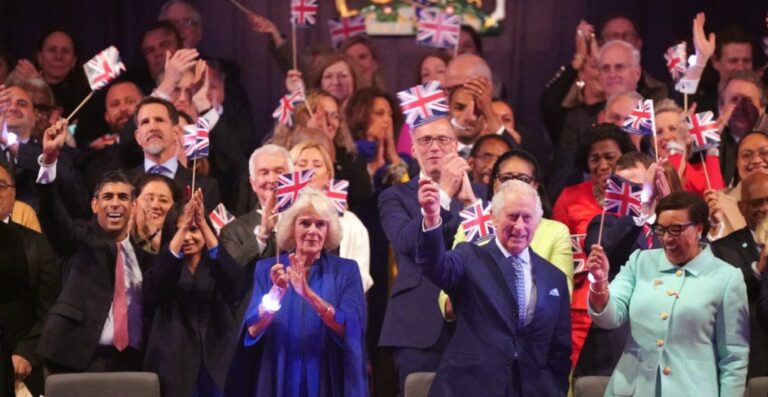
[292,23,298,71]
[227,0,251,14]
[700,151,712,190]
[597,207,607,246]
[191,156,198,196]
[66,91,95,122]
[650,103,659,162]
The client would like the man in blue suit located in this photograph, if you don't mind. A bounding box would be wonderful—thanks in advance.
[416,178,571,396]
[378,116,482,392]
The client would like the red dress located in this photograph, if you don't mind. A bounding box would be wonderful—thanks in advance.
[668,152,725,195]
[552,180,603,368]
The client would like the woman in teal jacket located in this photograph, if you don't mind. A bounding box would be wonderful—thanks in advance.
[586,191,749,396]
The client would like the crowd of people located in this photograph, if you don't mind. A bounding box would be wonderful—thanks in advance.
[2,1,768,396]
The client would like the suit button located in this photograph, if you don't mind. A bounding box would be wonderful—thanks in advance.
[675,269,683,277]
[656,339,664,347]
[660,312,669,320]
[663,367,672,375]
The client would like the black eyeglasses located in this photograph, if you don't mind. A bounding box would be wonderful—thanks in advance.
[0,182,15,192]
[415,135,455,148]
[496,173,535,185]
[652,222,697,237]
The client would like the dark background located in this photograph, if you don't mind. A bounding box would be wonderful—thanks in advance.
[1,0,767,157]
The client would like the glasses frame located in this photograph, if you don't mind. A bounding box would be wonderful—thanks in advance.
[652,221,697,237]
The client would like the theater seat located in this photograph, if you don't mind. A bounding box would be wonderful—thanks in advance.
[46,372,160,397]
[404,372,436,397]
[573,376,610,397]
[748,377,768,397]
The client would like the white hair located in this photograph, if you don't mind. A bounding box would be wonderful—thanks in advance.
[276,188,343,251]
[491,180,543,222]
[158,0,201,23]
[598,39,641,67]
[248,144,293,179]
[605,90,642,107]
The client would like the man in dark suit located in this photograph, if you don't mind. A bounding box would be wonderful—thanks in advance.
[125,96,221,212]
[717,71,768,185]
[416,178,571,396]
[35,119,154,372]
[378,117,483,391]
[0,162,59,395]
[220,144,290,267]
[219,144,288,325]
[712,172,768,378]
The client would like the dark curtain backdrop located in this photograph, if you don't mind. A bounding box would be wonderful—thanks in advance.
[2,0,767,160]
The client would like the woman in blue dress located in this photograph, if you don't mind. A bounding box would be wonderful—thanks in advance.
[226,189,367,397]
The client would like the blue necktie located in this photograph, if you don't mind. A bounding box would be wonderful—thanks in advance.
[510,255,526,328]
[148,165,170,176]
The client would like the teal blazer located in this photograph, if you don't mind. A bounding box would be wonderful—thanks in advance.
[589,245,749,397]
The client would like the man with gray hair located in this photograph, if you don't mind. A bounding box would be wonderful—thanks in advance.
[597,40,641,98]
[220,144,292,268]
[415,178,571,396]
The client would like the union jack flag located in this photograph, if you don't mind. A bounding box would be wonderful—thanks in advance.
[209,203,235,235]
[325,179,349,214]
[276,169,314,212]
[397,80,449,128]
[83,46,126,90]
[272,90,305,127]
[622,99,654,136]
[571,234,587,273]
[460,200,495,243]
[663,42,687,81]
[604,174,643,217]
[182,117,210,160]
[329,15,367,48]
[416,9,461,49]
[687,111,720,151]
[291,0,318,27]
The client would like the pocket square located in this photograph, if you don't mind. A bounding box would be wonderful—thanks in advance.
[549,288,560,297]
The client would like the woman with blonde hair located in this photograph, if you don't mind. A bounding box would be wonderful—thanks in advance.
[227,189,367,397]
[289,140,373,292]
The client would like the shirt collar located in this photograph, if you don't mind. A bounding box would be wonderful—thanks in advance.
[143,157,178,176]
[494,237,530,265]
[658,243,713,276]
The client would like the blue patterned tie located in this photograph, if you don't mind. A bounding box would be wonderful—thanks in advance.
[148,164,170,176]
[510,255,526,328]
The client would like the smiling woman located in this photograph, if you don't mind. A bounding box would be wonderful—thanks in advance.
[587,191,749,396]
[227,189,367,397]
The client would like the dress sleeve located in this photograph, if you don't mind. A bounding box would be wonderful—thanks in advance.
[243,258,276,347]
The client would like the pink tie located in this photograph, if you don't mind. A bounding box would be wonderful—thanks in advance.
[642,224,653,249]
[113,243,129,351]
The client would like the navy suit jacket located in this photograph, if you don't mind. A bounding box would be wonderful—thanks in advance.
[377,178,482,349]
[416,222,571,397]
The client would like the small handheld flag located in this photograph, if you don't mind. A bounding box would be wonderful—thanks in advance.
[571,234,587,273]
[272,91,305,128]
[291,0,318,27]
[687,111,720,151]
[416,9,461,49]
[84,46,126,90]
[325,179,349,214]
[329,15,367,48]
[276,169,315,212]
[397,80,449,129]
[209,203,236,235]
[460,200,495,243]
[604,174,643,218]
[663,42,687,82]
[622,99,655,136]
[182,117,210,160]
